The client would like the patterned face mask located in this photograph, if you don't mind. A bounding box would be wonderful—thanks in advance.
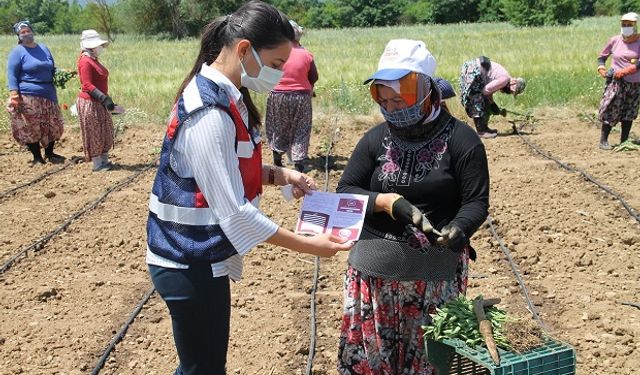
[380,94,429,128]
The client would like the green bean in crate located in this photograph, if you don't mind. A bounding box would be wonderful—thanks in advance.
[423,295,510,350]
[423,295,576,375]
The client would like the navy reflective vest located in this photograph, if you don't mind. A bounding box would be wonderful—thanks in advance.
[146,74,262,264]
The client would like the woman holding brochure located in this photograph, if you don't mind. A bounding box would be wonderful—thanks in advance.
[145,2,351,373]
[336,39,490,374]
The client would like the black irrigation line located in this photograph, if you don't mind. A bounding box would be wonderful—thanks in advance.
[305,123,340,375]
[620,301,640,310]
[486,215,548,333]
[91,286,156,375]
[0,156,82,201]
[0,163,155,275]
[514,128,640,225]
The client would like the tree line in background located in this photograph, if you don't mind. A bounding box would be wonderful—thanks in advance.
[1,0,640,38]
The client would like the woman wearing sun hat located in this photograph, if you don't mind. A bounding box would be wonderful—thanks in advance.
[459,56,526,138]
[597,12,640,150]
[336,39,490,374]
[6,20,66,165]
[76,29,117,171]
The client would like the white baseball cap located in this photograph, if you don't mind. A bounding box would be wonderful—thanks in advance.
[80,29,109,50]
[364,39,437,84]
[621,12,639,22]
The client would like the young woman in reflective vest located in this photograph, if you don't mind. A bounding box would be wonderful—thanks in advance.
[145,2,352,374]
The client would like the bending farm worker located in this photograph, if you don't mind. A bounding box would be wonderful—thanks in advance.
[459,55,525,138]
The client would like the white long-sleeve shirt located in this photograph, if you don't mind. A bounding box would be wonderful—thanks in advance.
[146,64,278,281]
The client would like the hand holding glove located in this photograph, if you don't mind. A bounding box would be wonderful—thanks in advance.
[389,196,433,234]
[436,223,468,252]
[614,64,638,80]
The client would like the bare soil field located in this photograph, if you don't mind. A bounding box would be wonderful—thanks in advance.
[0,108,638,375]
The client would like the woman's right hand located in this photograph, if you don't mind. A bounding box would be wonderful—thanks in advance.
[302,232,353,257]
[598,66,607,78]
[8,93,21,113]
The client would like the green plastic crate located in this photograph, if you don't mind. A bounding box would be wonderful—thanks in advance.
[426,337,576,375]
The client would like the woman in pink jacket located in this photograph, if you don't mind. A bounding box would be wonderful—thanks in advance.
[265,20,318,172]
[597,12,640,150]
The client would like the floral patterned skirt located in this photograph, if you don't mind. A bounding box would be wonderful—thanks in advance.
[459,60,487,119]
[265,91,312,162]
[10,95,64,146]
[337,249,469,375]
[598,79,640,126]
[77,97,114,160]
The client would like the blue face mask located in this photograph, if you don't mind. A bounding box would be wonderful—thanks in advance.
[380,96,428,128]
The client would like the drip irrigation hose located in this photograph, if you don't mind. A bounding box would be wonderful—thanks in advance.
[515,128,640,225]
[0,163,155,274]
[0,156,81,201]
[620,301,640,310]
[305,123,340,375]
[90,287,156,375]
[486,215,548,333]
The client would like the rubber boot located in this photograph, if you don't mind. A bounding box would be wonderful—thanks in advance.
[621,121,632,143]
[92,156,110,172]
[26,142,46,165]
[473,117,497,139]
[294,162,305,173]
[599,123,613,150]
[44,141,65,163]
[101,153,113,169]
[272,150,283,167]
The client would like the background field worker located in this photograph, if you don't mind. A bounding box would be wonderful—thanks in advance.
[597,12,640,150]
[265,19,319,172]
[459,56,526,138]
[6,20,65,165]
[76,29,116,171]
[145,2,352,374]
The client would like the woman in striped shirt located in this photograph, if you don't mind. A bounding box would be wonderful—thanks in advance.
[145,2,352,374]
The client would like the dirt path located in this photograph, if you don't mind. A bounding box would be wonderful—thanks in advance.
[0,110,638,375]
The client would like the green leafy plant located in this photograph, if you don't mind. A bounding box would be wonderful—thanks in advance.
[53,69,77,90]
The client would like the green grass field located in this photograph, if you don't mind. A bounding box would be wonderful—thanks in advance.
[0,16,619,130]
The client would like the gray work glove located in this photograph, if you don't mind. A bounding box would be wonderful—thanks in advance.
[89,88,115,111]
[390,197,433,234]
[436,223,469,252]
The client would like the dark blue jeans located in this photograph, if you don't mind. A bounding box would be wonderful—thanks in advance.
[149,264,230,375]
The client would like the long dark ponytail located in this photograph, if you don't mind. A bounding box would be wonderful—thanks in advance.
[175,1,295,129]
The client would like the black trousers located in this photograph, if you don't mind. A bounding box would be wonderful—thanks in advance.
[149,264,230,375]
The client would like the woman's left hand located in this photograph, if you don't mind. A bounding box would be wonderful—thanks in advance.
[281,168,317,199]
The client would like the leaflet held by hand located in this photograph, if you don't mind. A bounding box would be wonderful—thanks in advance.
[295,191,369,241]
